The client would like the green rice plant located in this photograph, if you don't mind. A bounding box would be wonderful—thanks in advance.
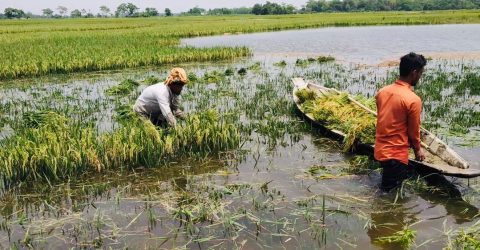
[317,56,335,63]
[237,68,247,76]
[22,110,57,128]
[273,60,287,67]
[202,70,226,83]
[376,225,416,249]
[143,75,161,85]
[224,67,235,76]
[452,228,480,249]
[187,72,198,83]
[105,79,139,96]
[295,59,310,67]
[113,103,137,123]
[445,221,480,249]
[348,155,380,174]
[247,62,262,71]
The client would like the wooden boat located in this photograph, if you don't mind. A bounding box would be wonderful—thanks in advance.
[292,78,480,178]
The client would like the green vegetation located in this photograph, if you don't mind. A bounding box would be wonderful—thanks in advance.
[105,79,139,96]
[0,109,239,186]
[304,0,480,13]
[376,225,417,248]
[1,11,480,79]
[449,222,480,249]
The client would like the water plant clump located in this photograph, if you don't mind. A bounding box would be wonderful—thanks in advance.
[273,60,287,67]
[317,56,335,63]
[237,67,247,76]
[376,225,417,249]
[143,75,161,85]
[296,89,377,151]
[105,79,139,96]
[247,62,262,71]
[295,58,311,67]
[448,222,480,249]
[187,72,198,83]
[202,70,226,83]
[224,67,235,76]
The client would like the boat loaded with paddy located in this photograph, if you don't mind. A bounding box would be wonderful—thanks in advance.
[292,78,480,178]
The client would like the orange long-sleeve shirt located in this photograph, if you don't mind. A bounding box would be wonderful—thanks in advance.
[374,80,422,165]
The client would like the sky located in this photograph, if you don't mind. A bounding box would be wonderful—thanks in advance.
[0,0,307,15]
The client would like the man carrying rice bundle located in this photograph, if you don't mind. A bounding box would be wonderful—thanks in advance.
[375,52,427,191]
[133,67,188,127]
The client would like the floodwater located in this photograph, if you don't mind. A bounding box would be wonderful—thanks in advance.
[1,25,480,249]
[182,24,480,64]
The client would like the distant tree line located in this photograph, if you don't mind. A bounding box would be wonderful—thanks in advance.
[303,0,480,12]
[182,0,480,16]
[252,2,296,15]
[2,0,480,19]
[1,3,170,19]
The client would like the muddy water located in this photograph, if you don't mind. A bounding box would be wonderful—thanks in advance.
[1,28,480,248]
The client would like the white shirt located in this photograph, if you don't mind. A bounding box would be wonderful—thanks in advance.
[133,83,182,126]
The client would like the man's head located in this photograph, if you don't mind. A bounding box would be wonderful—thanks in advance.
[165,67,188,95]
[399,52,427,87]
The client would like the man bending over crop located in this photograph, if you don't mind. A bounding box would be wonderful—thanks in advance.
[133,67,188,127]
[375,52,427,191]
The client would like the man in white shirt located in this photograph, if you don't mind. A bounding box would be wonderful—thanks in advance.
[133,68,188,127]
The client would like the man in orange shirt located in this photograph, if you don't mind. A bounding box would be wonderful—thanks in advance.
[375,52,427,191]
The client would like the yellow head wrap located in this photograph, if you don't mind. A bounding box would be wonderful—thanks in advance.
[165,67,188,85]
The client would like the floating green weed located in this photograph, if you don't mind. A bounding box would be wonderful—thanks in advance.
[317,56,335,63]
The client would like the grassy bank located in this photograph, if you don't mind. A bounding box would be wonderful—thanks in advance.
[1,10,480,79]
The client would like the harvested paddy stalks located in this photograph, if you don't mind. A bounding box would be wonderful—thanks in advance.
[0,112,101,185]
[0,110,239,187]
[296,89,376,151]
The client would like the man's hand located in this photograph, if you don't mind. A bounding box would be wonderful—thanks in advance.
[175,111,187,120]
[414,148,426,162]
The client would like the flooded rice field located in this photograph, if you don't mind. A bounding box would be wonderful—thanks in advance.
[1,25,480,249]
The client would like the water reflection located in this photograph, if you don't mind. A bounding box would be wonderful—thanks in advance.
[368,173,479,249]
